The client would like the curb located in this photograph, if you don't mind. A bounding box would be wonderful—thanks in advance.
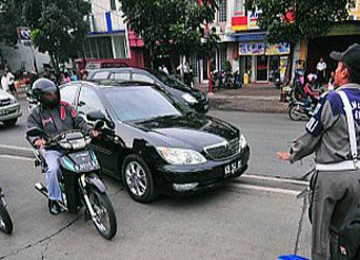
[0,144,34,158]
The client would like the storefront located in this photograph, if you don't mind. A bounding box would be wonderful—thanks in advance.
[238,42,290,83]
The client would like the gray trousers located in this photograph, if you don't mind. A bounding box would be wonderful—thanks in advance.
[311,170,360,260]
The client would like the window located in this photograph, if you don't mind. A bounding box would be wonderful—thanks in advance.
[110,72,131,81]
[218,0,227,22]
[235,0,246,15]
[219,45,227,70]
[92,71,110,80]
[60,84,80,105]
[132,73,155,84]
[84,36,113,59]
[110,0,116,11]
[78,87,105,115]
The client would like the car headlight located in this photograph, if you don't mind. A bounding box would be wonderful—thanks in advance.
[182,93,198,105]
[9,96,18,104]
[156,147,206,165]
[239,134,247,149]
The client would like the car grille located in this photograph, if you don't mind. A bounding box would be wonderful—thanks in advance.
[204,138,240,160]
[0,99,11,107]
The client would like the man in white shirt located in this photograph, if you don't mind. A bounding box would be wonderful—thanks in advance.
[316,57,327,88]
[1,69,9,92]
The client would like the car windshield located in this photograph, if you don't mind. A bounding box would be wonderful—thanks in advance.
[151,70,188,88]
[104,86,185,122]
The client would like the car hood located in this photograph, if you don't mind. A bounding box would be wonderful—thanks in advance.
[0,89,14,100]
[130,114,240,150]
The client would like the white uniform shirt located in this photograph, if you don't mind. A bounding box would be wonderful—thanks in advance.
[1,75,9,91]
[317,61,327,71]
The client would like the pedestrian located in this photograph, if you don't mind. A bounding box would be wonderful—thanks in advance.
[316,57,327,88]
[327,71,335,91]
[1,68,16,96]
[277,43,360,259]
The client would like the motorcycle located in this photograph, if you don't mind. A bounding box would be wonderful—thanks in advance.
[26,121,117,240]
[0,186,13,234]
[288,99,316,121]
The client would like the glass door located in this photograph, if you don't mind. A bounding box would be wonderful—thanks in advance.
[256,55,269,82]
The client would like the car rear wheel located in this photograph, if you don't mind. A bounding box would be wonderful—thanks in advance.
[3,119,17,126]
[121,154,158,203]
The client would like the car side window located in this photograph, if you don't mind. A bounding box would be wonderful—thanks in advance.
[132,73,155,84]
[92,71,110,80]
[78,86,105,116]
[110,72,130,81]
[59,84,80,105]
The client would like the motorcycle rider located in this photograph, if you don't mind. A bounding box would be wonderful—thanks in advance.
[26,78,99,215]
[278,43,360,259]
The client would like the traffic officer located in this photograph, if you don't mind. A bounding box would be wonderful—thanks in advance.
[26,78,99,215]
[278,43,360,259]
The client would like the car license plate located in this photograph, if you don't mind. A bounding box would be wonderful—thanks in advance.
[224,160,242,177]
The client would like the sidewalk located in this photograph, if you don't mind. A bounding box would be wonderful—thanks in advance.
[195,82,288,113]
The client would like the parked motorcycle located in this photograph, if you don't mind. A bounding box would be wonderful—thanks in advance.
[26,119,117,240]
[0,186,13,234]
[270,68,281,89]
[288,99,316,121]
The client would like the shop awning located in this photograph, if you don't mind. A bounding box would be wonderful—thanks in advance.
[229,31,267,42]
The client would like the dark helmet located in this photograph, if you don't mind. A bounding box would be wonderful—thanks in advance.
[32,78,60,108]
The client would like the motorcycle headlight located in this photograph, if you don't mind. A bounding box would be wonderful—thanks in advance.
[182,93,198,105]
[156,147,206,165]
[239,134,247,149]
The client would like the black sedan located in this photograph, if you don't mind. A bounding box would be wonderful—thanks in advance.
[59,81,250,203]
[87,67,209,113]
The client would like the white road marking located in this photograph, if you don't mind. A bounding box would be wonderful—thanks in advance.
[230,183,300,195]
[243,173,309,186]
[0,154,33,161]
[0,144,32,151]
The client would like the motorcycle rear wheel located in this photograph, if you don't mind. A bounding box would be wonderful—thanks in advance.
[88,189,117,240]
[288,105,303,121]
[0,202,13,234]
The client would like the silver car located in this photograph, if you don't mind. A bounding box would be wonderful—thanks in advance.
[0,89,21,126]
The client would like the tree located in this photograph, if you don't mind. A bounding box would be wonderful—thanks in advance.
[23,0,91,74]
[246,0,348,83]
[119,0,219,71]
[0,0,24,47]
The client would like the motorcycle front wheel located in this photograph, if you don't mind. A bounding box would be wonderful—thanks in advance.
[0,202,13,234]
[288,105,303,121]
[87,189,117,240]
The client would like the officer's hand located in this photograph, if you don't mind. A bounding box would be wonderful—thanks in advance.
[34,138,46,148]
[276,151,290,161]
[91,130,100,138]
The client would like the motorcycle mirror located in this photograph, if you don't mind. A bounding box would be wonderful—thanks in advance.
[87,110,106,122]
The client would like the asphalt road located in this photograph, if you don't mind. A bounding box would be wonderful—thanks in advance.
[0,156,311,260]
[0,100,313,179]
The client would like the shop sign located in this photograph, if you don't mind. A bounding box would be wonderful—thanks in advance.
[16,27,32,46]
[239,42,290,56]
[231,16,248,31]
[248,10,262,30]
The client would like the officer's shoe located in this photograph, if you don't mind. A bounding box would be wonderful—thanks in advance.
[48,200,64,215]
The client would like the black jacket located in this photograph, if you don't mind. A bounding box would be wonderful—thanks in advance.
[26,101,92,147]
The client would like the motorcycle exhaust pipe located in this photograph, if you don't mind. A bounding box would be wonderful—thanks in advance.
[35,182,48,197]
[34,182,69,211]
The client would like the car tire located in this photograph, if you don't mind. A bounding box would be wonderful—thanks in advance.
[121,154,158,203]
[3,119,17,126]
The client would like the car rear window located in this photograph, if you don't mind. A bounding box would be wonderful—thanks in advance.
[104,86,182,122]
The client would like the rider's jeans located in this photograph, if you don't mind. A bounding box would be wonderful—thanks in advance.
[44,150,63,201]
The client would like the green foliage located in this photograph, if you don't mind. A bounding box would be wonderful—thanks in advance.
[223,60,232,73]
[246,0,348,44]
[23,0,91,65]
[119,0,219,64]
[0,0,24,46]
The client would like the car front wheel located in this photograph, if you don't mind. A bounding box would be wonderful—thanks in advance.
[121,154,158,203]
